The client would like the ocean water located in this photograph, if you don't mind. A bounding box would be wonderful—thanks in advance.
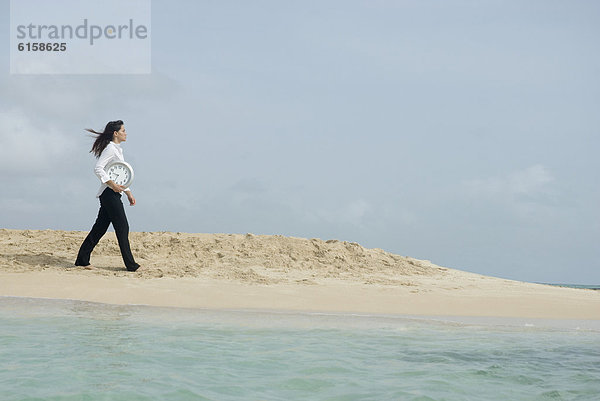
[1,297,599,401]
[542,284,600,291]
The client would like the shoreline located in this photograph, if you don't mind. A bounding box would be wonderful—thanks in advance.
[4,294,600,332]
[2,229,599,321]
[1,270,599,320]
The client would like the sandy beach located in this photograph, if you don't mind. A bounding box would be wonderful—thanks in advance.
[1,228,598,320]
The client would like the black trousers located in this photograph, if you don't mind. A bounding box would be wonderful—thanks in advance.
[75,187,140,271]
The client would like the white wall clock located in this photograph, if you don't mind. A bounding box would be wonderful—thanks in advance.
[106,161,134,188]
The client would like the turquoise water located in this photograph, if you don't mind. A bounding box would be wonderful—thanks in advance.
[1,298,599,401]
[542,283,600,291]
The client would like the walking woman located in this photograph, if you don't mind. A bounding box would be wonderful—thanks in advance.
[74,120,141,272]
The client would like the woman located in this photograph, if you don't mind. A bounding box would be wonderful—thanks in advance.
[74,120,141,272]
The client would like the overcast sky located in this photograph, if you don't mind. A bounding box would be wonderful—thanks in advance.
[1,0,598,284]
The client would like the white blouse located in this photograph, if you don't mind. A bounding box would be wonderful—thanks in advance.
[94,141,132,198]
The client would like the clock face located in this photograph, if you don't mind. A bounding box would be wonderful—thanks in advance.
[108,163,132,187]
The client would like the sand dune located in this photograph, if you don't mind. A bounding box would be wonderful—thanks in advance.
[0,229,447,284]
[1,228,599,319]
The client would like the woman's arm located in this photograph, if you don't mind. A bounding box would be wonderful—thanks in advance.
[125,190,136,206]
[94,147,114,184]
[95,145,127,193]
[105,180,127,193]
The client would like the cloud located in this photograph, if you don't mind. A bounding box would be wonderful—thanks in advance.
[229,177,268,194]
[0,108,76,176]
[0,72,180,127]
[463,164,554,199]
[461,164,558,220]
[308,198,374,226]
[0,70,181,181]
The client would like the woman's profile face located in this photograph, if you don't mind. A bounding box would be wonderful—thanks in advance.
[114,125,127,142]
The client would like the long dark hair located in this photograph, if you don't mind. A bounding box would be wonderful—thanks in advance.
[86,120,123,158]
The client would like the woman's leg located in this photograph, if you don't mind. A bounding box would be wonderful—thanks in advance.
[74,201,111,266]
[101,191,140,272]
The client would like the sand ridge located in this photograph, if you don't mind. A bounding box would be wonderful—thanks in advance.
[0,228,446,284]
[1,228,599,319]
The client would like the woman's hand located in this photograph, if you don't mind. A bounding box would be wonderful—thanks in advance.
[107,180,127,193]
[127,193,136,206]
